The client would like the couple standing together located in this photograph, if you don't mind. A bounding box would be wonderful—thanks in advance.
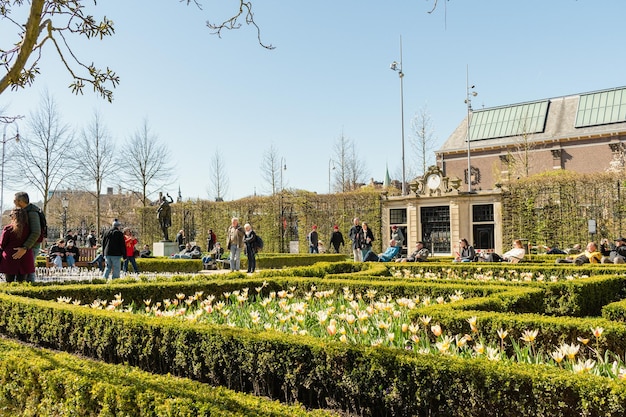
[348,217,375,262]
[0,192,43,283]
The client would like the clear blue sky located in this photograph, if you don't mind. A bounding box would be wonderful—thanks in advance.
[2,0,626,204]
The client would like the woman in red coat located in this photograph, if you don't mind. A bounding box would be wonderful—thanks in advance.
[0,208,35,283]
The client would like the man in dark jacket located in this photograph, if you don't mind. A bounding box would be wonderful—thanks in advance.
[348,217,362,262]
[102,220,125,278]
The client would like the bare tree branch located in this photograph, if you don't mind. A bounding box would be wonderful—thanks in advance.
[207,0,274,50]
[1,1,271,102]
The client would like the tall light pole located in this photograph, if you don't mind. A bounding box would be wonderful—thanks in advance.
[464,66,478,193]
[279,157,287,191]
[62,196,69,238]
[328,158,335,194]
[1,122,20,226]
[390,36,406,195]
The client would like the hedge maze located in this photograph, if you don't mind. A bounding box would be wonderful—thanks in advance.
[1,259,626,416]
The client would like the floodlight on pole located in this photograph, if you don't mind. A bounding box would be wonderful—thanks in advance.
[464,65,477,193]
[390,36,406,195]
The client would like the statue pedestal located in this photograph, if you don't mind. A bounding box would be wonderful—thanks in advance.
[153,241,178,257]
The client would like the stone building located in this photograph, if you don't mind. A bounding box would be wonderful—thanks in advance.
[382,86,626,256]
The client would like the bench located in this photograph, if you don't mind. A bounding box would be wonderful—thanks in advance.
[45,247,99,268]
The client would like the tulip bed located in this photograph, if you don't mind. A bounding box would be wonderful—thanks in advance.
[1,261,626,416]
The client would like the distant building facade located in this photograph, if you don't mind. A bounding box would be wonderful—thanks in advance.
[437,86,626,190]
[382,86,626,255]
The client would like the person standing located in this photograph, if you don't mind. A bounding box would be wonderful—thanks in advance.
[329,225,345,253]
[226,217,244,271]
[307,225,319,253]
[102,220,125,279]
[175,229,185,251]
[87,230,97,247]
[0,208,35,283]
[243,223,258,273]
[391,225,404,248]
[359,222,375,260]
[348,217,362,262]
[122,227,139,273]
[207,228,217,252]
[13,192,42,283]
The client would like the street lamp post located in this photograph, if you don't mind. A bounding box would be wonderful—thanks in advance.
[62,196,69,238]
[464,66,478,193]
[1,122,20,226]
[390,36,406,195]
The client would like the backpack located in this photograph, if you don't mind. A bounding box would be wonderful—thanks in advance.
[255,234,264,251]
[36,207,47,242]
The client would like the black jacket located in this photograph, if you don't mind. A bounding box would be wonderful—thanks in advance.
[102,227,125,256]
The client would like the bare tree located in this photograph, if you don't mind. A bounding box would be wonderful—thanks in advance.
[0,1,269,101]
[10,91,76,214]
[260,144,281,195]
[75,113,116,234]
[208,149,229,201]
[506,120,536,179]
[410,105,437,178]
[118,120,174,207]
[332,131,367,192]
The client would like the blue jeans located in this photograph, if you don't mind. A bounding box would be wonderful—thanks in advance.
[103,255,122,279]
[66,254,76,267]
[309,245,319,254]
[229,244,241,271]
[123,256,139,273]
[27,244,40,283]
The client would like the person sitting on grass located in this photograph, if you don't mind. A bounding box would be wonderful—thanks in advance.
[555,241,602,265]
[480,239,526,263]
[202,242,224,269]
[364,239,401,262]
[396,241,429,262]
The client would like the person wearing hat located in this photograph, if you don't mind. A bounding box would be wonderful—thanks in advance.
[329,225,345,254]
[307,225,319,254]
[602,237,626,264]
[391,225,404,248]
[101,219,125,279]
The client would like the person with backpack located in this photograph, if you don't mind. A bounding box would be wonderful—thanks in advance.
[243,223,258,273]
[13,192,43,283]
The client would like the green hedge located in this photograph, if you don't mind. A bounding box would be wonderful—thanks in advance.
[0,291,625,416]
[0,338,336,416]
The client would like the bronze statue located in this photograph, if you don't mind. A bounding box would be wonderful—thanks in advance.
[157,192,173,241]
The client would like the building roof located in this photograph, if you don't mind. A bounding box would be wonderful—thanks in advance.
[437,86,626,155]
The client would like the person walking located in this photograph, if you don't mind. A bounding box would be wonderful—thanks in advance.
[13,192,42,283]
[329,225,345,253]
[226,217,244,271]
[243,223,258,273]
[102,220,125,279]
[175,229,185,251]
[348,217,362,262]
[0,208,35,283]
[307,225,319,253]
[207,228,217,252]
[122,227,139,273]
